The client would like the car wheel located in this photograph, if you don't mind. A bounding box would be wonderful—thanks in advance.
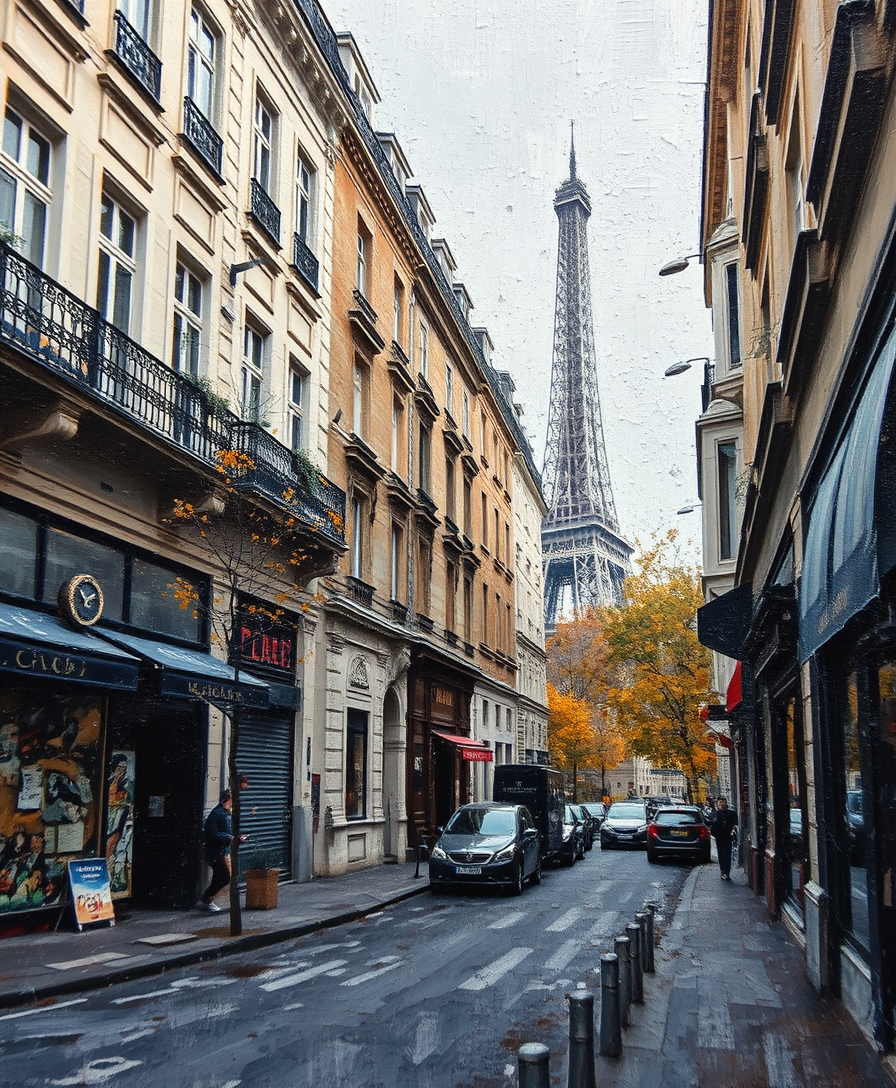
[646,847,658,863]
[511,859,524,896]
[531,855,542,885]
[577,839,586,860]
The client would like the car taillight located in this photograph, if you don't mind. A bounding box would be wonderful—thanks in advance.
[699,825,710,840]
[648,825,658,838]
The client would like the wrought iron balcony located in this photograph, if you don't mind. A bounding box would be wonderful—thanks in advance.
[182,97,223,176]
[292,233,319,294]
[249,178,281,245]
[0,241,345,546]
[113,12,162,103]
[347,576,375,607]
[352,288,378,326]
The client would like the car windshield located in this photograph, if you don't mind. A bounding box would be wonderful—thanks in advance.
[445,808,516,836]
[564,806,578,822]
[655,811,700,825]
[609,804,646,818]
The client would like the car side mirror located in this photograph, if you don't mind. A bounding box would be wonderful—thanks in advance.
[435,826,444,837]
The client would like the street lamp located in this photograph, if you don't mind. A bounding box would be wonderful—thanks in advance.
[658,252,701,276]
[676,502,702,515]
[663,356,711,378]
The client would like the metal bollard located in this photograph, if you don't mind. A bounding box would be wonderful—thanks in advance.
[626,921,643,1004]
[518,1042,551,1088]
[566,991,596,1088]
[614,935,631,1026]
[413,835,428,879]
[599,953,621,1058]
[642,904,656,973]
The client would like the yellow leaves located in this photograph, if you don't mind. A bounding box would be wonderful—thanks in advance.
[301,602,311,612]
[282,487,295,504]
[214,449,256,474]
[327,510,345,533]
[547,683,601,771]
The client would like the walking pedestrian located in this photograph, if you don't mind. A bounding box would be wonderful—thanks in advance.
[197,789,244,912]
[711,797,738,880]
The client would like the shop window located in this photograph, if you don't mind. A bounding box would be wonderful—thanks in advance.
[43,528,125,622]
[840,670,870,950]
[0,506,37,598]
[129,558,204,642]
[345,709,368,819]
[0,106,52,269]
[781,694,807,911]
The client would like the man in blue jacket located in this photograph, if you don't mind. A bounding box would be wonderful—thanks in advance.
[197,789,237,912]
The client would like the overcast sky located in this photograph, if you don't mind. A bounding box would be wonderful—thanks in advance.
[324,0,713,564]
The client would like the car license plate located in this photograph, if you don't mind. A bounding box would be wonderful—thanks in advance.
[456,865,482,875]
[670,829,689,837]
[617,832,632,839]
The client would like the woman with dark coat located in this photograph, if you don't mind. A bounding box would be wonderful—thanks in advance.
[711,797,738,880]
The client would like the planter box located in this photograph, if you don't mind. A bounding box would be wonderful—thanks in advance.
[245,868,279,910]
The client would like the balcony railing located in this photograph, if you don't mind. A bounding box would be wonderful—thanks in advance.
[292,233,319,294]
[250,178,281,245]
[347,577,375,607]
[113,12,162,103]
[182,97,223,176]
[352,288,378,325]
[0,241,345,546]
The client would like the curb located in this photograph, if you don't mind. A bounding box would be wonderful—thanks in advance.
[0,883,430,1011]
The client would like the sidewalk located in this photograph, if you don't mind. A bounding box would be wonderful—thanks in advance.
[0,860,429,1010]
[611,861,896,1087]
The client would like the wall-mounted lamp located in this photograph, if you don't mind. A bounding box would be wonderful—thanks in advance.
[229,257,264,286]
[664,356,711,377]
[658,253,701,277]
[676,502,703,515]
[332,408,343,425]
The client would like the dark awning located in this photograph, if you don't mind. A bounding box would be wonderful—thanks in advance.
[697,584,752,659]
[800,325,896,661]
[0,603,140,689]
[432,730,494,762]
[94,630,269,710]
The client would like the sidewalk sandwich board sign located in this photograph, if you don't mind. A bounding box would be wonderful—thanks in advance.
[67,858,115,931]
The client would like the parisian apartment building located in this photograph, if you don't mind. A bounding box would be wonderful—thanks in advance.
[0,0,548,931]
[693,0,896,1056]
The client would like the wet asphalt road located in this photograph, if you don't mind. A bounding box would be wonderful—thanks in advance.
[0,846,691,1088]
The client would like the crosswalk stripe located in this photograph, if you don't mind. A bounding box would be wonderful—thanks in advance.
[546,908,581,932]
[543,939,581,971]
[458,948,533,991]
[489,910,526,930]
[341,961,404,986]
[260,959,347,991]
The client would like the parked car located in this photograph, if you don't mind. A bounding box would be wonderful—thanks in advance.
[493,764,566,864]
[429,802,541,895]
[646,805,711,864]
[600,801,649,849]
[569,803,595,850]
[581,801,608,830]
[846,789,864,863]
[644,795,674,819]
[559,804,586,865]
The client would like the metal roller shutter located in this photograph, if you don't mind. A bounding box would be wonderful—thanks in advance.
[236,712,294,879]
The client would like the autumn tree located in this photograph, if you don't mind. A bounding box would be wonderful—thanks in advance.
[171,449,339,935]
[547,609,626,795]
[547,683,600,800]
[603,530,716,801]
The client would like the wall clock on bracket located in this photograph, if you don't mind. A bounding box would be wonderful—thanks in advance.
[58,575,105,628]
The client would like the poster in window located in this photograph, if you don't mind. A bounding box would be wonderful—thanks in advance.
[105,751,135,898]
[0,692,102,914]
[68,858,115,930]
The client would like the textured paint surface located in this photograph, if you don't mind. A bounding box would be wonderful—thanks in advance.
[325,0,713,558]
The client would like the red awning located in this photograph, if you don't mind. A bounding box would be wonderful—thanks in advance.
[432,730,494,762]
[725,662,743,713]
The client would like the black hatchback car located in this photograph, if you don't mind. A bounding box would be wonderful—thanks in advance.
[429,802,542,894]
[646,806,711,864]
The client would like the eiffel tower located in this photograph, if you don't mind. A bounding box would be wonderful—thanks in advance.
[542,130,633,632]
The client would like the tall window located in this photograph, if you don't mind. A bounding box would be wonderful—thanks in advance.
[445,362,454,415]
[463,575,473,642]
[725,263,742,368]
[288,362,308,451]
[445,458,456,522]
[494,508,500,561]
[391,396,405,474]
[345,709,368,819]
[481,411,488,463]
[785,93,804,252]
[353,358,369,438]
[481,493,488,549]
[295,153,314,243]
[482,583,489,644]
[390,522,403,601]
[120,0,151,40]
[418,422,431,492]
[463,477,472,536]
[0,107,51,268]
[416,536,431,614]
[187,6,216,118]
[718,441,738,560]
[393,277,404,345]
[241,323,265,421]
[446,559,456,631]
[419,320,429,379]
[356,224,370,296]
[97,191,137,334]
[350,495,364,578]
[172,262,203,376]
[462,390,470,438]
[253,97,273,193]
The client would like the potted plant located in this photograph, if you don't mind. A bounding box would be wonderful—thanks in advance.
[244,847,280,910]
